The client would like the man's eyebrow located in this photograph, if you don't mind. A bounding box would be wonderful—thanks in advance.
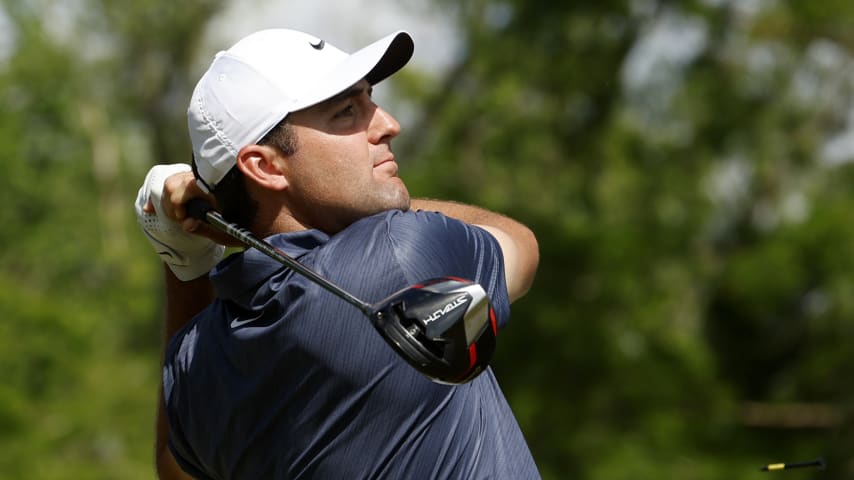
[321,84,372,108]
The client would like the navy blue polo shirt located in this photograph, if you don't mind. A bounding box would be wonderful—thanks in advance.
[163,209,540,479]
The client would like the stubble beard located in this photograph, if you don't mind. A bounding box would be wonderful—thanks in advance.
[302,179,411,234]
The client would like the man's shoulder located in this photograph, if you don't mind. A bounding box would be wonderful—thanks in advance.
[346,209,467,239]
[339,209,486,257]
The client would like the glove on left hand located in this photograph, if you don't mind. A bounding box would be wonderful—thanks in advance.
[135,164,225,281]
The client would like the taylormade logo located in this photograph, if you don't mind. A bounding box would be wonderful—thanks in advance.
[424,295,468,324]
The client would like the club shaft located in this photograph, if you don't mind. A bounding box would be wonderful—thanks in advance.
[188,200,373,315]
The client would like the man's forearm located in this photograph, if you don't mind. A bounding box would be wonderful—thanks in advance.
[411,198,512,227]
[162,267,214,337]
[156,267,214,479]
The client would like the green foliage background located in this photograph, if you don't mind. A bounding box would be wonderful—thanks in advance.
[1,0,853,478]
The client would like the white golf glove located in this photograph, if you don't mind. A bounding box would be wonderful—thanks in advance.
[135,163,225,281]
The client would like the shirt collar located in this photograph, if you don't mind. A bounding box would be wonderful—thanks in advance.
[210,229,330,302]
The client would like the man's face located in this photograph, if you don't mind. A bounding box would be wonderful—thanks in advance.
[279,79,410,233]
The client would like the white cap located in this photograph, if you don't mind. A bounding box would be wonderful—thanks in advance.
[188,29,414,192]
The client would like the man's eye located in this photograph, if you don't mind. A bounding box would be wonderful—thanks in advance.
[334,105,355,119]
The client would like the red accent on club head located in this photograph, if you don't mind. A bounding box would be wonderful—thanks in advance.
[489,307,497,336]
[448,343,479,383]
[420,277,466,287]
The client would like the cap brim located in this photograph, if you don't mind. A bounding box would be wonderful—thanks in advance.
[364,31,415,85]
[289,31,414,113]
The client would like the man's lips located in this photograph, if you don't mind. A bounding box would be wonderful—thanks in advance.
[374,156,398,175]
[374,154,395,167]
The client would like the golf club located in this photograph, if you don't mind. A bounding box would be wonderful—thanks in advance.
[186,199,497,385]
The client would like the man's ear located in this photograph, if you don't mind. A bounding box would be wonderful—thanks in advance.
[236,145,288,191]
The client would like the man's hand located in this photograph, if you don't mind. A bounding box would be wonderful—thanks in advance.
[135,164,226,281]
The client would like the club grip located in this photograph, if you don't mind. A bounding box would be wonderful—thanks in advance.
[186,198,214,222]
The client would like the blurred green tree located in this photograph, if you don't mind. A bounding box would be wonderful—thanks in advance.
[0,0,223,478]
[397,0,854,478]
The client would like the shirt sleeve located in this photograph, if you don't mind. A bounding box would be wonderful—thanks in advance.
[385,209,512,329]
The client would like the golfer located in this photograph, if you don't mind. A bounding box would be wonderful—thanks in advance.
[136,28,540,479]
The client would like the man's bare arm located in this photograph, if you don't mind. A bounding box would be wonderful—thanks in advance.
[410,199,539,302]
[155,267,213,480]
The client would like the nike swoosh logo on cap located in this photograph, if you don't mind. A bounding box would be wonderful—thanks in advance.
[310,39,325,50]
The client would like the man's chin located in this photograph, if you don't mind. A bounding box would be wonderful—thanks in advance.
[382,182,410,212]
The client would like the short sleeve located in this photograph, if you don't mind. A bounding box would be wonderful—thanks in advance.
[385,210,512,329]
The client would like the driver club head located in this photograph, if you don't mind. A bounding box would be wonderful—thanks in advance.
[370,277,497,384]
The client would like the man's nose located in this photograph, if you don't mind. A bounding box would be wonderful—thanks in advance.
[369,106,401,144]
